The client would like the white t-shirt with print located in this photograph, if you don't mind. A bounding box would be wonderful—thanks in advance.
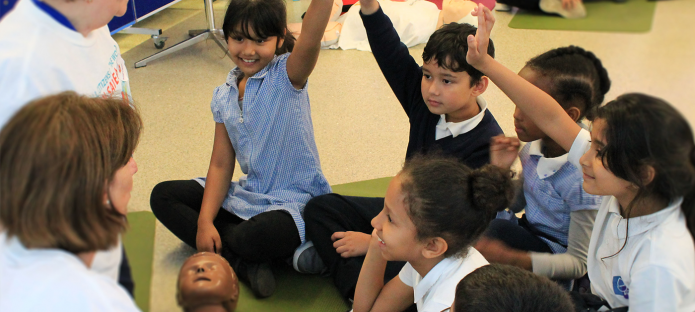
[0,0,131,128]
[399,247,488,312]
[568,129,695,311]
[0,233,140,312]
[0,0,130,281]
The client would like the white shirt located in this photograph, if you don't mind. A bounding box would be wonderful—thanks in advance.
[568,129,695,311]
[0,233,140,312]
[435,96,488,140]
[0,0,129,281]
[399,247,488,312]
[0,0,131,128]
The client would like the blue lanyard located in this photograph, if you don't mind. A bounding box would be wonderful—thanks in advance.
[32,0,76,31]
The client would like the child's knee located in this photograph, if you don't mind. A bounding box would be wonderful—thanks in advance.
[150,181,175,213]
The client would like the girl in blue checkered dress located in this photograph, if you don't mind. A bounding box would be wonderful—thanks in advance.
[150,0,334,298]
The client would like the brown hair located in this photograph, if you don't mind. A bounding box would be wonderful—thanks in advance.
[0,91,142,253]
[400,154,513,258]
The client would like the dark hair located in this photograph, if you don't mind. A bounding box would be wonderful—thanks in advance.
[0,92,142,253]
[222,0,296,55]
[399,155,513,258]
[422,23,495,87]
[526,46,611,120]
[453,264,574,312]
[591,93,695,245]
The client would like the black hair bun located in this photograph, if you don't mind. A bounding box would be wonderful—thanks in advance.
[469,165,514,213]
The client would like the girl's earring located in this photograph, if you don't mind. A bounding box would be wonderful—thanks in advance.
[105,199,111,206]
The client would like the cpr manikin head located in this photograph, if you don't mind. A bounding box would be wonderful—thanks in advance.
[177,252,239,312]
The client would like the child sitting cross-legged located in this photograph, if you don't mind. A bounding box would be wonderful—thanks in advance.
[476,46,609,288]
[303,0,502,302]
[353,154,513,312]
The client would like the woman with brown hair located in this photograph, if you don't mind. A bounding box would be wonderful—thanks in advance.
[0,92,142,311]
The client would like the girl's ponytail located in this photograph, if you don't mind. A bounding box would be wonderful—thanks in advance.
[469,165,514,215]
[277,28,296,54]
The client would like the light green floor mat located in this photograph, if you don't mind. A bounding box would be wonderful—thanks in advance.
[124,177,394,311]
[508,0,657,33]
[123,211,157,312]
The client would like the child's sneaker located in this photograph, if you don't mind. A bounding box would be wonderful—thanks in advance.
[539,0,586,19]
[222,249,276,298]
[293,241,327,274]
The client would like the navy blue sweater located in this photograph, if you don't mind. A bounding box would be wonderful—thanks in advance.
[361,8,503,169]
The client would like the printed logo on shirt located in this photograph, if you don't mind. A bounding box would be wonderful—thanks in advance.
[94,45,128,101]
[612,276,629,299]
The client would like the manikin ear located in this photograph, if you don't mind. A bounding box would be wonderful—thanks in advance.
[421,237,448,259]
[565,106,582,123]
[471,76,489,98]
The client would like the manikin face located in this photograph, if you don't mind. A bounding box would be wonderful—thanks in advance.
[421,59,480,122]
[371,174,426,262]
[227,25,283,78]
[177,253,240,312]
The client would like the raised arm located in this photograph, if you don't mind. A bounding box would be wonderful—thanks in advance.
[465,5,581,151]
[286,0,334,89]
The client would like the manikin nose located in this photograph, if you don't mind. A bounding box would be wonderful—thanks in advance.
[197,267,205,273]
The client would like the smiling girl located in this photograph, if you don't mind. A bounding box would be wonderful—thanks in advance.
[466,5,695,311]
[150,0,334,298]
[353,155,513,312]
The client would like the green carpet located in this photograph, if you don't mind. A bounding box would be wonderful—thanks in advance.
[123,211,157,312]
[508,0,657,33]
[122,177,393,311]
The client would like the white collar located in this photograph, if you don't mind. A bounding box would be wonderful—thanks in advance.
[435,96,487,139]
[606,197,684,239]
[528,140,569,179]
[412,257,458,304]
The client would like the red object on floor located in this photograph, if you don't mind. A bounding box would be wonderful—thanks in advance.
[343,0,359,5]
[426,0,444,9]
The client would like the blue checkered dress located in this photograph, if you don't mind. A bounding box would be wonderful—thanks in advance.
[196,53,331,243]
[520,141,602,254]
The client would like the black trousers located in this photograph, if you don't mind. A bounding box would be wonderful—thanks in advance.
[498,0,540,11]
[150,180,300,263]
[484,217,553,253]
[304,194,407,300]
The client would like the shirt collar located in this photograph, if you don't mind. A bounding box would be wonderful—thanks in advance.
[31,0,76,31]
[435,96,487,138]
[607,196,684,239]
[412,257,458,304]
[528,140,569,179]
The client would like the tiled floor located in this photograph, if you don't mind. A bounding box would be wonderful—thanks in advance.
[113,0,695,310]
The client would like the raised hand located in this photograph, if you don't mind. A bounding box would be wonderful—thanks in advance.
[490,135,521,170]
[465,3,495,69]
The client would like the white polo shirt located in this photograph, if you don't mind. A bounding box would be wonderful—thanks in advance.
[435,96,488,140]
[0,233,140,312]
[568,129,695,311]
[399,247,488,312]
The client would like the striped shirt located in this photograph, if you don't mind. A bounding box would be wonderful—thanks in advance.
[196,53,331,243]
[521,140,602,254]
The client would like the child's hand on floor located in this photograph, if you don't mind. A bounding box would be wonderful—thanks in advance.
[332,231,372,258]
[466,3,495,69]
[490,135,521,170]
[196,222,222,254]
